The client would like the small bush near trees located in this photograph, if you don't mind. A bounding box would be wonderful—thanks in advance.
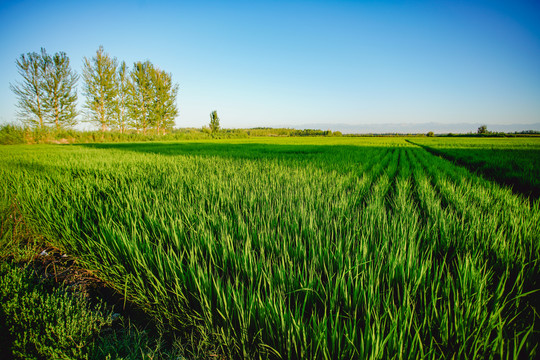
[0,124,26,145]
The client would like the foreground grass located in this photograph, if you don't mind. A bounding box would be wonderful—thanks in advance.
[0,194,217,359]
[1,137,539,359]
[0,260,201,360]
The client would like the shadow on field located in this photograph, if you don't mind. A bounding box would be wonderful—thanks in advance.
[77,142,400,175]
[80,142,338,159]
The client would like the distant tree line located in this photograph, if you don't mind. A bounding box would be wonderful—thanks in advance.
[291,129,339,136]
[10,47,179,134]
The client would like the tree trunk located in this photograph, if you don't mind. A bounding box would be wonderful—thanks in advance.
[33,77,44,128]
[54,98,59,129]
[37,96,43,128]
[121,107,125,134]
[100,95,105,132]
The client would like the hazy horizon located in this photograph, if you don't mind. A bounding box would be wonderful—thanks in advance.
[1,0,539,131]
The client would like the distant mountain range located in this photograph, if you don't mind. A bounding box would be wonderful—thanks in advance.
[286,122,540,134]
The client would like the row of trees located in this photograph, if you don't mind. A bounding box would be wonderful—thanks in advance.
[10,47,179,134]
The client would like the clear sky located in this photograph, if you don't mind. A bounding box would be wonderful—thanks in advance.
[1,0,539,130]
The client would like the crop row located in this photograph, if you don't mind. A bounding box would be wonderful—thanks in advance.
[410,137,540,199]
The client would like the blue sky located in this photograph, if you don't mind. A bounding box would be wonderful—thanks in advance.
[1,0,539,130]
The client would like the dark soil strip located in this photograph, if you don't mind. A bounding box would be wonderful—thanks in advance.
[0,313,15,360]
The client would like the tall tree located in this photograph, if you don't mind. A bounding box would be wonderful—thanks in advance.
[42,51,79,129]
[151,67,178,134]
[9,49,48,128]
[127,61,154,134]
[209,110,220,133]
[82,46,118,132]
[115,61,129,133]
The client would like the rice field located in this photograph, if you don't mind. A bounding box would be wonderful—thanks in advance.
[0,137,538,359]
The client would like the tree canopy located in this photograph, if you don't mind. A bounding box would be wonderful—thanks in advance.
[42,51,79,129]
[209,110,220,133]
[82,46,118,132]
[478,125,488,134]
[10,48,78,129]
[127,61,179,134]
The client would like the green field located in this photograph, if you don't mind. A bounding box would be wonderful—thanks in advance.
[1,137,539,359]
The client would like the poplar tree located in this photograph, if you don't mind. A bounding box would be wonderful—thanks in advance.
[209,110,220,133]
[127,61,154,134]
[82,46,118,132]
[10,49,49,128]
[115,61,129,133]
[151,68,178,134]
[42,51,79,129]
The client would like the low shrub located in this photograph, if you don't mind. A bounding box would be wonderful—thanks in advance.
[0,263,113,359]
[0,124,26,145]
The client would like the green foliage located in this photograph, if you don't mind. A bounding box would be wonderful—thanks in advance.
[0,126,254,145]
[10,48,78,129]
[127,61,155,134]
[9,49,48,128]
[91,324,166,360]
[115,61,129,134]
[90,319,213,360]
[82,46,119,132]
[42,51,79,129]
[477,124,488,134]
[0,124,26,145]
[0,187,39,263]
[291,128,333,136]
[0,138,539,359]
[0,262,197,359]
[0,263,113,359]
[12,46,180,135]
[427,131,434,137]
[209,110,220,133]
[151,67,178,134]
[246,127,294,136]
[126,61,179,135]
